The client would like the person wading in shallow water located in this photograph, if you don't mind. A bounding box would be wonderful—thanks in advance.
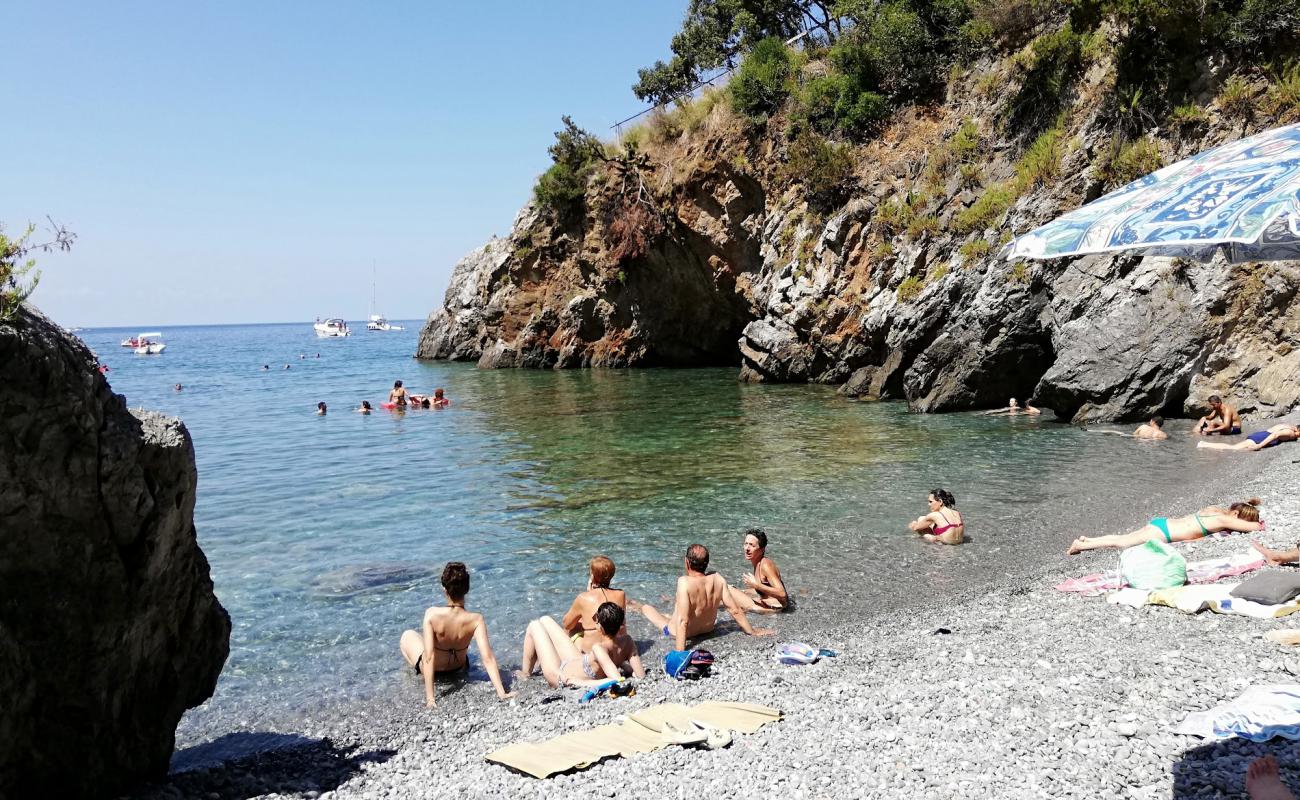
[398,562,514,708]
[388,380,408,407]
[909,489,965,545]
[727,529,788,613]
[633,544,773,651]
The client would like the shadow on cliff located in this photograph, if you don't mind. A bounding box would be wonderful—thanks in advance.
[1171,736,1299,798]
[132,732,395,799]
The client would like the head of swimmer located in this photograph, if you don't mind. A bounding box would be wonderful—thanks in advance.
[316,401,326,414]
[1149,415,1164,428]
[434,388,445,399]
[394,380,403,389]
[1230,497,1262,522]
[589,555,615,589]
[1008,397,1018,409]
[595,602,624,637]
[441,561,469,603]
[684,543,709,574]
[743,528,767,562]
[361,400,372,411]
[928,489,956,511]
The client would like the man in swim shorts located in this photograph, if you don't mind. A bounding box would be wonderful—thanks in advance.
[635,544,773,651]
[1196,395,1242,435]
[1133,416,1167,439]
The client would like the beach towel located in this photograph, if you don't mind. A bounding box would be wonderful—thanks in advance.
[484,701,782,778]
[1108,584,1300,618]
[1057,551,1266,596]
[1174,685,1300,741]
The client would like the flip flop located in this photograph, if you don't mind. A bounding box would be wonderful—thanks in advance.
[661,721,707,747]
[689,719,733,750]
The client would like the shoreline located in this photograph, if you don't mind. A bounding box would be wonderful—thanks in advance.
[136,432,1299,799]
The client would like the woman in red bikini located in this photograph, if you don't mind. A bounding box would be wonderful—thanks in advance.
[909,489,964,545]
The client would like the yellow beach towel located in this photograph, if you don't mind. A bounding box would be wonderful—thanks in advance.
[485,701,782,779]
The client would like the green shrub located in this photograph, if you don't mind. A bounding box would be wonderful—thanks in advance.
[534,116,603,215]
[1231,0,1300,53]
[795,74,892,138]
[781,130,857,213]
[953,118,981,161]
[957,18,996,59]
[906,214,940,239]
[1217,74,1256,120]
[730,37,793,121]
[1014,126,1065,190]
[897,275,925,302]
[1169,103,1209,130]
[1095,137,1164,188]
[1009,261,1030,283]
[1264,62,1300,123]
[1008,26,1084,135]
[875,196,915,234]
[955,184,1016,234]
[959,162,985,188]
[830,3,938,102]
[929,263,950,282]
[959,238,992,262]
[875,239,895,260]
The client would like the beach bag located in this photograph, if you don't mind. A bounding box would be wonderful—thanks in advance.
[1120,540,1187,590]
[664,649,714,680]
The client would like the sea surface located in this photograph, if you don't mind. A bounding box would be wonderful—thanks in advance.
[81,322,1233,730]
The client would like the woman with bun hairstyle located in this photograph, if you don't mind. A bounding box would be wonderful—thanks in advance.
[909,489,965,545]
[1068,499,1263,555]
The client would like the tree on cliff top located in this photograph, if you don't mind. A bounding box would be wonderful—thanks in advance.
[534,116,605,218]
[0,219,75,321]
[633,0,840,105]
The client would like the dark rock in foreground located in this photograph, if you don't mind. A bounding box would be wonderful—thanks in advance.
[0,306,230,798]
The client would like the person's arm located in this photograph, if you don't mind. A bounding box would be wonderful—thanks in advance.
[1252,540,1300,565]
[624,639,646,678]
[672,578,690,652]
[750,562,787,603]
[560,596,585,637]
[720,576,773,637]
[1219,515,1266,533]
[908,513,936,533]
[472,618,516,700]
[422,615,437,708]
[589,643,622,680]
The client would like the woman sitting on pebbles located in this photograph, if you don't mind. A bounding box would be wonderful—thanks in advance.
[562,556,627,649]
[1067,499,1264,555]
[398,562,515,707]
[518,605,644,688]
[909,489,965,545]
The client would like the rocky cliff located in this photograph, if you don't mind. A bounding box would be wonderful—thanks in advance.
[418,29,1300,422]
[0,307,230,797]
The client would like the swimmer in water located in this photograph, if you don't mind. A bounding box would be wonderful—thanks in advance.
[433,388,450,408]
[174,383,183,392]
[1067,498,1263,554]
[984,397,1041,416]
[357,400,372,414]
[909,489,964,545]
[284,364,291,370]
[261,365,269,371]
[389,380,408,407]
[316,401,327,416]
[727,528,788,613]
[1197,423,1300,451]
[1133,416,1167,439]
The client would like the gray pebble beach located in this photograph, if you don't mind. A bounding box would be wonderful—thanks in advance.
[134,438,1300,799]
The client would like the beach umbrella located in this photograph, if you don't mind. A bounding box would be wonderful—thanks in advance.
[1001,123,1300,263]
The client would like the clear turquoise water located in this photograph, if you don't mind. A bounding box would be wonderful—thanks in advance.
[80,322,1216,726]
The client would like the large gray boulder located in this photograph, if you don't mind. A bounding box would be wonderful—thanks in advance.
[0,306,230,798]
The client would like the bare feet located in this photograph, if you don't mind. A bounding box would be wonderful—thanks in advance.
[1247,756,1295,800]
[624,598,643,613]
[752,627,776,637]
[1253,540,1285,565]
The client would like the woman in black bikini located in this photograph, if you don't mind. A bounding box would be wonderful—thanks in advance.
[398,562,514,708]
[909,489,965,545]
[561,556,627,649]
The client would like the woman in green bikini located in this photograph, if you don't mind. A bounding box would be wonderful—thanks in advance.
[1067,498,1263,554]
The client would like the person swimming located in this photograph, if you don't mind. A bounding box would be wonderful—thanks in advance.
[1197,423,1300,451]
[389,380,408,407]
[1067,498,1263,554]
[316,401,327,416]
[1133,415,1167,439]
[727,529,788,613]
[433,388,450,408]
[174,383,183,392]
[561,556,627,650]
[397,562,514,708]
[984,397,1041,416]
[356,400,372,415]
[518,603,644,689]
[909,489,964,545]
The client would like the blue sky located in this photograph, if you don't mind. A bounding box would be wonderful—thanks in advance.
[3,1,687,327]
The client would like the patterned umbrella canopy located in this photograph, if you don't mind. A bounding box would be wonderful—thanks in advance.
[1002,123,1300,263]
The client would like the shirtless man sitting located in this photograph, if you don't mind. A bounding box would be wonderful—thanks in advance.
[727,529,788,613]
[1134,415,1168,439]
[635,544,773,651]
[1196,395,1242,435]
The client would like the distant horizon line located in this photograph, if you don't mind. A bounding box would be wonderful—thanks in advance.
[71,318,428,332]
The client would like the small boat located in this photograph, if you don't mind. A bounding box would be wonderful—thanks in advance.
[120,336,141,347]
[314,318,351,337]
[133,332,166,355]
[366,314,403,332]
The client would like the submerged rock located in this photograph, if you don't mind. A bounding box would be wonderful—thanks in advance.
[0,306,230,797]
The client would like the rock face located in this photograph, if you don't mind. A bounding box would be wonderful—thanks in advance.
[0,307,230,797]
[419,42,1300,423]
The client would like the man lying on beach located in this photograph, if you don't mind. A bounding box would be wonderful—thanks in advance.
[1134,416,1167,439]
[1198,424,1300,451]
[727,529,788,613]
[1196,395,1242,435]
[1252,539,1299,565]
[1067,498,1263,554]
[634,544,774,651]
[983,397,1041,415]
[518,604,644,688]
[398,562,515,708]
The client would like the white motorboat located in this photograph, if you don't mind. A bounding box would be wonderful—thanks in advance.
[133,332,166,355]
[314,318,351,337]
[366,314,403,332]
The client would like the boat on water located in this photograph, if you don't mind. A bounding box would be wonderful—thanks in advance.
[366,314,403,332]
[120,335,142,347]
[314,318,351,337]
[133,332,166,355]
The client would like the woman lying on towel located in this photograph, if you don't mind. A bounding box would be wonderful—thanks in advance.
[1067,499,1263,555]
[518,604,645,688]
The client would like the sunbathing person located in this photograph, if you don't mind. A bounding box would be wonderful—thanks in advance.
[1198,423,1300,451]
[1196,395,1242,435]
[562,556,628,649]
[909,489,964,545]
[727,529,788,613]
[1252,539,1299,565]
[1067,499,1263,554]
[635,544,773,651]
[398,562,515,707]
[1247,756,1295,800]
[1134,415,1168,439]
[518,604,644,688]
